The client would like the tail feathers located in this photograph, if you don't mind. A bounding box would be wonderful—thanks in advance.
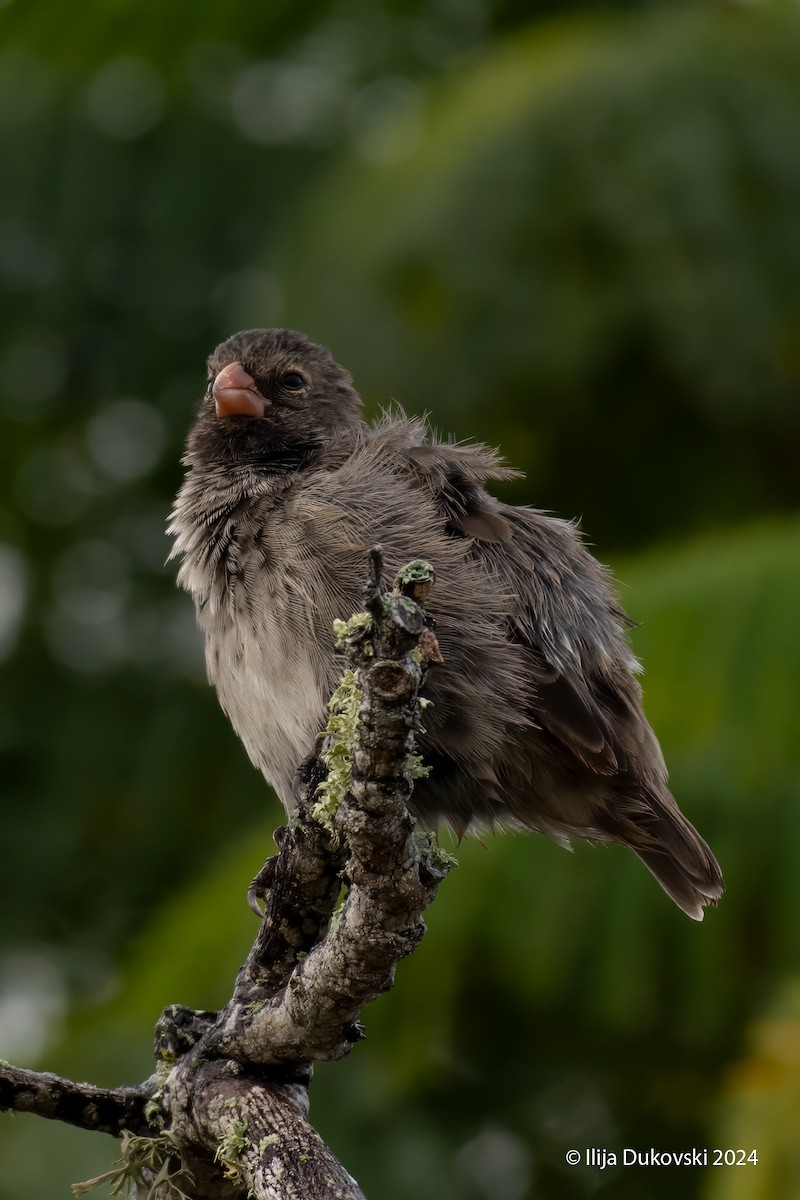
[635,845,723,921]
[630,793,724,921]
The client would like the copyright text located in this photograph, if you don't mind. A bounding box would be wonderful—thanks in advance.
[565,1148,758,1169]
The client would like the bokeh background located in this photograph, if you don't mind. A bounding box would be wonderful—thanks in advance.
[1,0,799,1197]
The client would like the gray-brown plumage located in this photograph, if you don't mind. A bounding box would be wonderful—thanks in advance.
[169,327,723,920]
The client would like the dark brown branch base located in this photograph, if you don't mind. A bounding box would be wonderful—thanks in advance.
[1,551,453,1200]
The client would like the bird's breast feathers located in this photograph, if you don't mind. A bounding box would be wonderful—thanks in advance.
[169,473,338,806]
[208,615,324,808]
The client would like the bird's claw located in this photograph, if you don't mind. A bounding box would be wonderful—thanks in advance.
[247,853,278,917]
[247,880,267,917]
[246,827,288,915]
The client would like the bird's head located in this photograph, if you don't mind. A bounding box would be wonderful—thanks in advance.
[184,328,364,473]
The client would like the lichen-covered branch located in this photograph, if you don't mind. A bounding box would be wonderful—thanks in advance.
[0,1064,151,1136]
[0,550,453,1200]
[172,1059,367,1200]
[205,551,449,1067]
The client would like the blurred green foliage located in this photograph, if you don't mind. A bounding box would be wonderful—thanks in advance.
[707,978,800,1200]
[0,1,798,1198]
[286,6,800,546]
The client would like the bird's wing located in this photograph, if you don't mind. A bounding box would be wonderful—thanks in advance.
[370,413,522,543]
[382,421,651,776]
[482,507,723,918]
[489,504,663,779]
[378,421,722,915]
[401,441,517,543]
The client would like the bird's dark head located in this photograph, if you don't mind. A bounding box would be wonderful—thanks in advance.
[184,328,364,474]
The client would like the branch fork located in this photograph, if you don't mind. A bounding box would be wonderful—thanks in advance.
[1,550,453,1200]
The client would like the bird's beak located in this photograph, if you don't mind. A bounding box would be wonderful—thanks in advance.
[212,361,268,418]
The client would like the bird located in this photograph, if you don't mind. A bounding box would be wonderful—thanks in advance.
[169,327,723,920]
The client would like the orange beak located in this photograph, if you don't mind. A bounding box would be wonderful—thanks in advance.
[212,361,267,417]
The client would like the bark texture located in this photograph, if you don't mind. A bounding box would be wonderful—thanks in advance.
[1,551,452,1200]
[0,1065,151,1136]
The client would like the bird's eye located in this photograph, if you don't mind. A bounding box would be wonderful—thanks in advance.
[282,371,306,390]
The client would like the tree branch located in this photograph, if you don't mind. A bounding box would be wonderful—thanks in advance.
[0,551,453,1199]
[0,1064,151,1136]
[173,1059,367,1200]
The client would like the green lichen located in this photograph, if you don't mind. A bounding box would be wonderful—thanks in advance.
[396,596,420,623]
[413,830,459,871]
[313,669,364,830]
[143,1060,174,1126]
[332,610,373,652]
[395,560,434,587]
[144,1098,162,1128]
[405,752,431,780]
[430,843,460,871]
[258,1134,279,1154]
[215,1118,250,1182]
[72,1130,193,1199]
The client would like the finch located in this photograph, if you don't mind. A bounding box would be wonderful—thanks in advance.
[169,327,723,920]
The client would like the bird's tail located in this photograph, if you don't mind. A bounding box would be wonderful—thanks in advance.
[631,791,723,921]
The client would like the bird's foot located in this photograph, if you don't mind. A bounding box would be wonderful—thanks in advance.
[246,826,288,916]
